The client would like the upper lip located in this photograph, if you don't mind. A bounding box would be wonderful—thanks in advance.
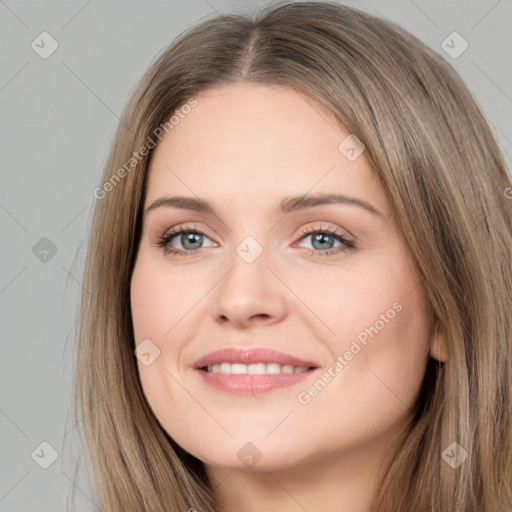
[192,348,319,369]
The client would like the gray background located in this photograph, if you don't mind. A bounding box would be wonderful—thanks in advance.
[1,0,511,510]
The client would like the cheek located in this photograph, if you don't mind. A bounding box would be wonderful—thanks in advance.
[130,252,208,411]
[295,256,409,342]
[130,269,169,341]
[291,291,431,455]
[315,278,430,418]
[306,254,431,408]
[130,252,198,341]
[130,259,190,434]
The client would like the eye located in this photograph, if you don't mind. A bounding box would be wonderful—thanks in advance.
[294,225,355,256]
[155,223,355,258]
[156,224,216,257]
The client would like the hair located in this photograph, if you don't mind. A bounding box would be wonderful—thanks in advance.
[73,1,512,511]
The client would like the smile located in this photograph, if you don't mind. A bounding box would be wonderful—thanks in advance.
[205,362,311,374]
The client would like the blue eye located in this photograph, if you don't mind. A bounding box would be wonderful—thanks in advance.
[156,224,354,257]
[294,226,355,256]
[157,226,215,256]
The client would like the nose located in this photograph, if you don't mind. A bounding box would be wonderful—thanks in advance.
[212,243,288,329]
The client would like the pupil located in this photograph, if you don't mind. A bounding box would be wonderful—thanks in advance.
[183,233,202,249]
[312,233,333,250]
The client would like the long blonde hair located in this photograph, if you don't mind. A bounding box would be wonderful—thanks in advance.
[74,2,512,510]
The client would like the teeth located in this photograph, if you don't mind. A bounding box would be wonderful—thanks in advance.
[206,363,311,374]
[248,363,266,374]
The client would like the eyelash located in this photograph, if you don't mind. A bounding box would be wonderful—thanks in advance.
[156,223,355,258]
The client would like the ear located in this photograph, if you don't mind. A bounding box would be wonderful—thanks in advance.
[429,320,448,362]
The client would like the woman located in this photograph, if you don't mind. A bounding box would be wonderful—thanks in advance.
[74,2,512,511]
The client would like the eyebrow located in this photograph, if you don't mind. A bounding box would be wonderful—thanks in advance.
[144,193,383,218]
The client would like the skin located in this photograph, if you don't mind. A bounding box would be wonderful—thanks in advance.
[130,82,446,512]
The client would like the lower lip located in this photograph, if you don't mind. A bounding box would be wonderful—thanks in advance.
[195,368,317,394]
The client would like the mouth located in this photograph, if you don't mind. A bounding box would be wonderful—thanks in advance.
[193,347,319,371]
[192,347,320,394]
[200,362,315,374]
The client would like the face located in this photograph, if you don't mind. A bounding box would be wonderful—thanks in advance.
[130,82,440,474]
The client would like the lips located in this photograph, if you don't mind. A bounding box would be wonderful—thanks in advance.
[192,347,319,370]
[192,347,320,394]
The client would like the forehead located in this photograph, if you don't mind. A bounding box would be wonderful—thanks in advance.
[145,82,387,214]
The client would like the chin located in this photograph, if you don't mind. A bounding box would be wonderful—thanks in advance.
[181,436,309,473]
